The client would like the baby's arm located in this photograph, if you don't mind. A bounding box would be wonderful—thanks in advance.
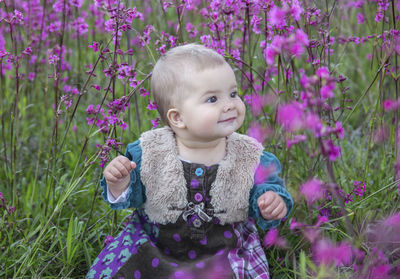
[248,151,293,230]
[104,155,136,199]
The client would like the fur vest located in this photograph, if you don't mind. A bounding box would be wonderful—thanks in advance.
[140,126,263,225]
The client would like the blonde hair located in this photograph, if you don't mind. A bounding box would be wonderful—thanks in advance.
[151,43,227,125]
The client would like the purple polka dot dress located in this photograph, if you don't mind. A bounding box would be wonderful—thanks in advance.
[87,161,270,279]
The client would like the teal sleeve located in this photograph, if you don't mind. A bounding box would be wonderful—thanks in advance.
[100,140,146,210]
[248,151,293,230]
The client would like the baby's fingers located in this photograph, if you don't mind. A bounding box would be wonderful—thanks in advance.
[108,165,126,180]
[115,156,136,172]
[268,202,286,219]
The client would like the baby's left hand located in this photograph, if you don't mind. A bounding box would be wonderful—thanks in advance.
[257,191,287,220]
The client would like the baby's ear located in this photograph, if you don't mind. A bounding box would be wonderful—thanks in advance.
[167,108,185,129]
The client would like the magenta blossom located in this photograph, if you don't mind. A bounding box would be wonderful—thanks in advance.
[254,164,277,185]
[316,66,330,79]
[383,99,400,111]
[357,13,365,24]
[286,134,307,149]
[312,239,354,266]
[277,102,304,132]
[88,41,99,52]
[146,100,158,111]
[263,228,287,248]
[104,235,114,245]
[321,139,341,161]
[268,6,286,29]
[247,122,271,144]
[383,212,400,226]
[299,178,325,205]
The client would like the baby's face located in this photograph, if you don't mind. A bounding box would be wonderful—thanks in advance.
[177,63,245,142]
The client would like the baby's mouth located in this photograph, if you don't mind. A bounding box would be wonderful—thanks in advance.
[218,117,236,123]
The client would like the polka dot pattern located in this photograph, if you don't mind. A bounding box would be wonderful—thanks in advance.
[190,179,199,188]
[188,250,197,259]
[224,231,233,239]
[173,233,181,242]
[152,257,159,267]
[200,236,207,245]
[194,193,203,202]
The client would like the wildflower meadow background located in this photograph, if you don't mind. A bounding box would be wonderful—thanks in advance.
[1,0,400,278]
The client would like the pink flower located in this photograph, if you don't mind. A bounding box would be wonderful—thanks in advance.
[28,72,35,81]
[146,100,158,111]
[383,99,400,111]
[286,134,306,149]
[316,66,330,79]
[268,6,286,28]
[320,82,335,99]
[88,41,99,52]
[357,13,365,24]
[315,215,329,227]
[295,29,309,46]
[277,102,304,132]
[300,178,325,205]
[71,88,79,95]
[290,0,303,21]
[254,164,277,185]
[333,122,345,139]
[313,239,354,266]
[383,212,400,226]
[23,47,32,56]
[151,117,160,128]
[104,235,114,245]
[290,218,305,230]
[91,84,101,91]
[248,94,263,115]
[247,122,271,144]
[304,113,323,137]
[303,228,319,243]
[263,228,287,248]
[321,139,341,161]
[288,41,305,58]
[185,22,198,38]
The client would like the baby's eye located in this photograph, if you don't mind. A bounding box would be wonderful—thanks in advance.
[230,91,238,98]
[207,96,217,103]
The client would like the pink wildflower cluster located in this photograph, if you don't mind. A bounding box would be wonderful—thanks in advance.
[96,137,123,168]
[277,66,345,160]
[86,96,130,134]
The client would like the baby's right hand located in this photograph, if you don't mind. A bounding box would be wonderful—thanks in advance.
[104,155,136,198]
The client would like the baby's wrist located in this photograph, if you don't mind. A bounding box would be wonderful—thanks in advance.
[108,179,130,199]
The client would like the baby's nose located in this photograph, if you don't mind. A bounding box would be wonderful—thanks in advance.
[223,100,234,112]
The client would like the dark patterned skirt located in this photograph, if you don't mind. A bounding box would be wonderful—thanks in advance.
[86,208,269,279]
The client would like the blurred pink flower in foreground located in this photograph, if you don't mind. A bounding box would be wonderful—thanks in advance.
[263,228,287,248]
[312,239,354,266]
[254,164,277,185]
[277,102,304,132]
[299,178,325,205]
[247,122,272,144]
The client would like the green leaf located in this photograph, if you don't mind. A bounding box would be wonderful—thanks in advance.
[299,250,306,279]
[66,213,74,264]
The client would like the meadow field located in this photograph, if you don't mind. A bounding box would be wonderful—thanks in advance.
[1,0,400,278]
